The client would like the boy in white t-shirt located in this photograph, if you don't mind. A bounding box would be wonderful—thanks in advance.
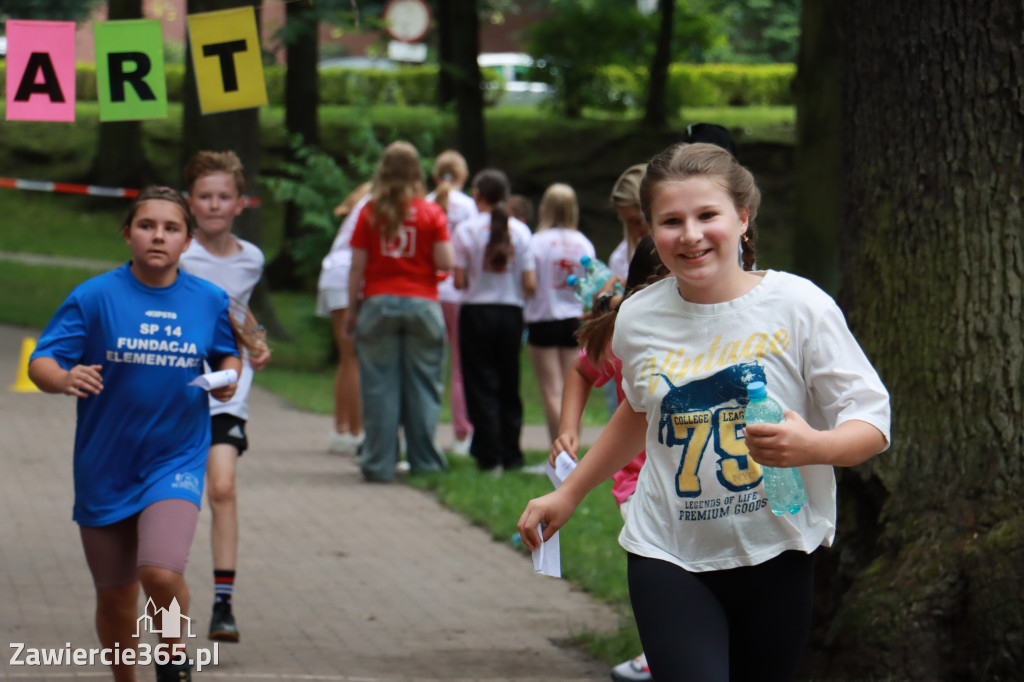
[180,150,271,644]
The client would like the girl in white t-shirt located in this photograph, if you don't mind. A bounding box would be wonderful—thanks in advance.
[518,143,890,681]
[317,182,372,455]
[427,151,479,455]
[523,183,595,441]
[453,169,536,472]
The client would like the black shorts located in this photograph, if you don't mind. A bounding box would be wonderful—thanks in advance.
[211,414,248,455]
[527,318,581,348]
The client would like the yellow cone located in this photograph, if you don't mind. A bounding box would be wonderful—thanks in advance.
[10,337,41,393]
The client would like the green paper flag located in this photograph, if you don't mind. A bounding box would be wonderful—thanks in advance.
[94,20,167,121]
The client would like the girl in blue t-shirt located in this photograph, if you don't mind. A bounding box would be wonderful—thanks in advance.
[29,186,242,682]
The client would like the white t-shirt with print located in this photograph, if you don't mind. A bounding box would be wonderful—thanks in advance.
[428,189,478,304]
[453,213,536,307]
[524,227,595,323]
[612,271,891,572]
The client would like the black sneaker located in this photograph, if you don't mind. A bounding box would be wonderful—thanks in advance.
[154,658,192,682]
[208,601,240,642]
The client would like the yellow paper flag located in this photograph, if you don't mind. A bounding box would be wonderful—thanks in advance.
[187,7,268,114]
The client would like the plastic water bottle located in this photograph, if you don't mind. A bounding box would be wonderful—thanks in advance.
[566,256,623,312]
[744,380,807,515]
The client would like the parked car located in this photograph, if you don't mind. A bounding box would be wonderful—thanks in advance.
[477,52,552,105]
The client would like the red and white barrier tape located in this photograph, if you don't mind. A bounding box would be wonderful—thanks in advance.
[0,177,261,208]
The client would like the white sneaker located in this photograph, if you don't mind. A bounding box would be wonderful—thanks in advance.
[328,430,363,455]
[610,653,651,682]
[451,436,472,457]
[395,460,411,474]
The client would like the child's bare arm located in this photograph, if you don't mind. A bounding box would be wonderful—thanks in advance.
[550,361,596,464]
[28,357,103,397]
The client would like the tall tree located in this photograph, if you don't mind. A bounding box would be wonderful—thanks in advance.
[802,2,1024,678]
[790,0,838,293]
[89,0,156,187]
[266,0,321,289]
[445,0,486,173]
[436,0,456,106]
[643,0,675,128]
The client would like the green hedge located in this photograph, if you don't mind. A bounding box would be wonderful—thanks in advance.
[1,62,792,109]
[593,63,795,111]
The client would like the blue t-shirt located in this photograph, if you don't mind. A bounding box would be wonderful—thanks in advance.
[32,264,239,527]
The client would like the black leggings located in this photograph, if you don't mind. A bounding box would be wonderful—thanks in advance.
[627,550,816,682]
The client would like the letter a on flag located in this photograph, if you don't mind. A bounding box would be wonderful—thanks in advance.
[95,20,168,121]
[187,7,268,114]
[5,20,77,122]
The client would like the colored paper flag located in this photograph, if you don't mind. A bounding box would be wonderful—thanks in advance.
[94,19,168,122]
[187,7,268,114]
[5,20,77,122]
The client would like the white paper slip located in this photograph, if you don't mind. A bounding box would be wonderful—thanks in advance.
[532,523,561,578]
[188,368,238,391]
[545,450,578,489]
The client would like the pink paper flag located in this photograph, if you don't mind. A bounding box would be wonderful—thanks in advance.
[6,20,77,122]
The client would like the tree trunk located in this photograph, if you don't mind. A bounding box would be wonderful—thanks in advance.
[90,0,157,187]
[266,0,321,290]
[790,0,839,294]
[643,0,674,128]
[184,0,287,339]
[436,0,455,106]
[810,2,1024,679]
[449,0,486,174]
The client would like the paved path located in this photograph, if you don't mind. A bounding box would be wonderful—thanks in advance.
[0,323,615,681]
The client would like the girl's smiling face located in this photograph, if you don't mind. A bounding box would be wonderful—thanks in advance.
[650,177,752,304]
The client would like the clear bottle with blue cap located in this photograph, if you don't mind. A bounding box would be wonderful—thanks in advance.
[566,255,623,313]
[745,380,807,515]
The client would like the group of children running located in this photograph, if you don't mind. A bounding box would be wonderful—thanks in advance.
[30,126,891,682]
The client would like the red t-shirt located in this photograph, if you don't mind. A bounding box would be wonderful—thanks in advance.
[349,197,450,301]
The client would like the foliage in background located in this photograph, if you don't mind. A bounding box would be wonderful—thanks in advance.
[527,0,722,117]
[0,0,101,21]
[704,0,802,63]
[263,131,377,281]
[593,62,795,112]
[263,121,441,281]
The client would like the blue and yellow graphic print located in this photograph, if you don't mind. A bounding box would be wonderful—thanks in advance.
[655,361,765,499]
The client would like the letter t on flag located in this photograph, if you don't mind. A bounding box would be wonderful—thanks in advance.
[94,20,168,121]
[187,7,268,114]
[5,20,77,122]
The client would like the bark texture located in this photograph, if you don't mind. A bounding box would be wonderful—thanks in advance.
[643,0,674,128]
[815,2,1024,679]
[791,0,839,294]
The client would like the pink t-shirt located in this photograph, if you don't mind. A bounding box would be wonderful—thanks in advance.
[577,348,646,506]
